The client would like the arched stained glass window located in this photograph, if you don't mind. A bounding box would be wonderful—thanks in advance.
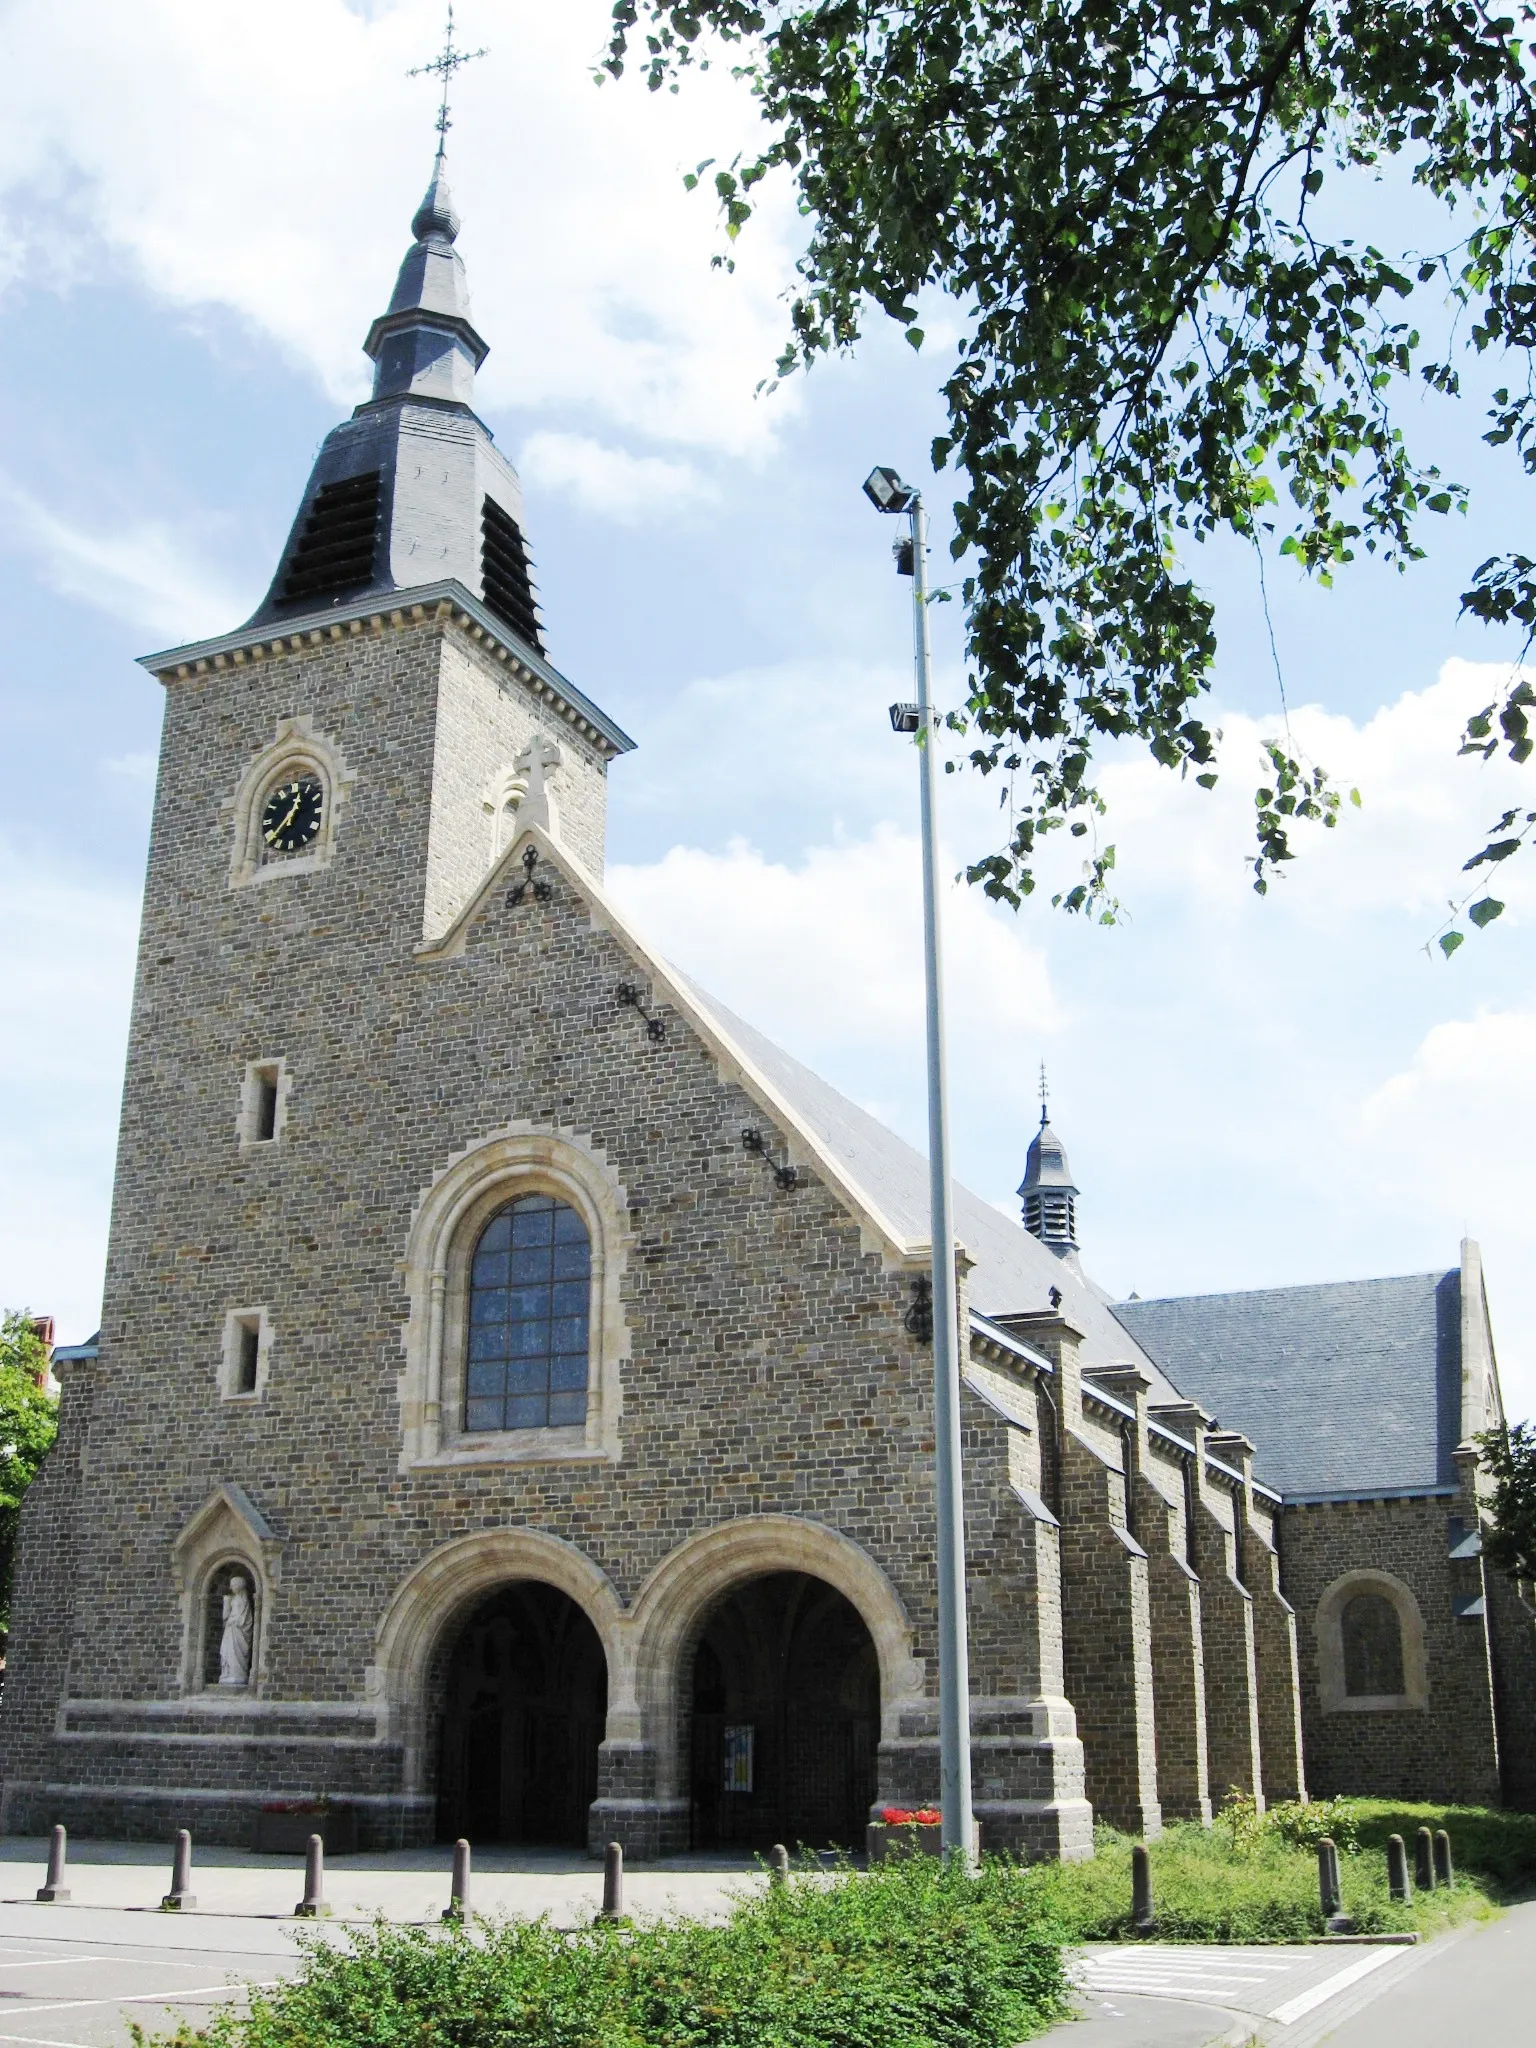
[1341,1591,1405,1698]
[465,1195,590,1432]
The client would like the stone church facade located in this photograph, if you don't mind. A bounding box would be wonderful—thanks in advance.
[4,157,1530,1856]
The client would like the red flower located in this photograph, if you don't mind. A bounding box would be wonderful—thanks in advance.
[879,1807,942,1826]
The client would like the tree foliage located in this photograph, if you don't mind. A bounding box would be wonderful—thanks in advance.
[606,1,1536,940]
[1476,1419,1536,1582]
[0,1313,59,1632]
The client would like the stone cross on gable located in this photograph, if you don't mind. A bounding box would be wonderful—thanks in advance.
[513,733,563,838]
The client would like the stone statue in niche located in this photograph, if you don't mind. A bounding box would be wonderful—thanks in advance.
[218,1573,254,1687]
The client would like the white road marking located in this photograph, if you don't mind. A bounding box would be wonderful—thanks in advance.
[0,1981,277,2016]
[0,2030,113,2047]
[0,1960,110,1973]
[1268,1948,1401,2025]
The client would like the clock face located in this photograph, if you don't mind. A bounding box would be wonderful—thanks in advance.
[261,776,324,855]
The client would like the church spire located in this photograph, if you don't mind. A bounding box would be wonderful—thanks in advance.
[1018,1067,1080,1259]
[362,151,488,408]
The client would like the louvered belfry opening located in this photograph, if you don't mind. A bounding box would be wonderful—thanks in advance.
[278,471,381,607]
[481,496,544,652]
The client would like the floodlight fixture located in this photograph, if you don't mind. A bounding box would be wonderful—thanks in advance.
[889,703,921,734]
[862,464,918,514]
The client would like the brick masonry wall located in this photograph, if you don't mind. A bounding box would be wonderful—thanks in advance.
[1059,1429,1161,1836]
[0,616,1083,1852]
[1279,1495,1501,1803]
[1192,1489,1263,1807]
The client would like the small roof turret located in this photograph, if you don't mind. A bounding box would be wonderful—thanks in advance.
[1018,1070,1080,1260]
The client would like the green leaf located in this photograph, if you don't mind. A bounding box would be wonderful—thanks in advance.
[1439,930,1465,957]
[1468,896,1505,928]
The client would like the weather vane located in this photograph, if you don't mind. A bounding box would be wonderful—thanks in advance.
[1039,1061,1049,1127]
[409,4,488,151]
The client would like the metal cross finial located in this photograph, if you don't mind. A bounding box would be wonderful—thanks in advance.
[1039,1061,1049,1127]
[409,5,488,152]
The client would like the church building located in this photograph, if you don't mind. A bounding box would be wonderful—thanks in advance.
[4,155,1531,1857]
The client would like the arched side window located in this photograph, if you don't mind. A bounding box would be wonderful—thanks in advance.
[1316,1569,1427,1713]
[398,1126,630,1469]
[1341,1591,1405,1698]
[466,1195,591,1432]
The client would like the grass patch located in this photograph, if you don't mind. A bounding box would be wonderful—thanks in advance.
[1029,1796,1528,1944]
[135,1855,1072,2048]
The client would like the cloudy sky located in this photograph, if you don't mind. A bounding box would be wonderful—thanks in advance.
[2,0,1534,1429]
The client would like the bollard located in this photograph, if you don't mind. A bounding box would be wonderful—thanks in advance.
[442,1837,471,1923]
[1434,1829,1454,1888]
[295,1833,331,1918]
[36,1824,70,1904]
[768,1843,790,1889]
[600,1841,624,1922]
[1415,1826,1436,1892]
[1386,1833,1411,1904]
[1131,1841,1155,1934]
[1317,1837,1342,1920]
[161,1828,196,1912]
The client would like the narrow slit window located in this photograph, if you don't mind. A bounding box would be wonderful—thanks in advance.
[254,1067,279,1143]
[236,1319,260,1395]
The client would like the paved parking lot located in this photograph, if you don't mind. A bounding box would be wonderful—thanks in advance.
[0,1839,1520,2048]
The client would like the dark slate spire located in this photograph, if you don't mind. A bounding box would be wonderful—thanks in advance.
[364,150,487,407]
[1019,1072,1080,1259]
[245,153,542,652]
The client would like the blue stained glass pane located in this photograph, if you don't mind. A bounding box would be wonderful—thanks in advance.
[509,1320,549,1357]
[465,1398,502,1432]
[549,1352,587,1392]
[553,1205,587,1243]
[470,1288,508,1325]
[505,1394,548,1431]
[551,1280,588,1317]
[507,1357,547,1396]
[549,1391,586,1426]
[467,1361,504,1398]
[468,1325,507,1361]
[552,1317,587,1354]
[471,1249,509,1286]
[478,1212,512,1251]
[512,1202,555,1245]
[510,1246,550,1283]
[552,1242,590,1279]
[507,1286,548,1322]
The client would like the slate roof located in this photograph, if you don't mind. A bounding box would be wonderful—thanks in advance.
[1112,1272,1464,1500]
[686,989,1180,1396]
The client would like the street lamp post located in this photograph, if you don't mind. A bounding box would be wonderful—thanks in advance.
[863,464,975,1867]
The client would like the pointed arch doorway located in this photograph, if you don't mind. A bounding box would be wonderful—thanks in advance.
[688,1571,879,1853]
[436,1581,607,1846]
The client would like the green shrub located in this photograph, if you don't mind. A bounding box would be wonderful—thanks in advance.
[136,1855,1070,2048]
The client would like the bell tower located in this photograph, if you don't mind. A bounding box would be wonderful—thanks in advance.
[137,151,634,937]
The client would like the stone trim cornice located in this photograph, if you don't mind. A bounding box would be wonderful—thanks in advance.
[137,581,636,759]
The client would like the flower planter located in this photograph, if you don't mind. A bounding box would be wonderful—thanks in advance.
[866,1815,982,1862]
[255,1806,359,1856]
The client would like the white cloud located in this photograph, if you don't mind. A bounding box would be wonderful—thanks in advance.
[0,846,140,1344]
[0,473,249,640]
[0,0,799,456]
[519,432,717,522]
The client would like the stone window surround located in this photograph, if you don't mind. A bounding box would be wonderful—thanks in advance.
[236,1055,292,1149]
[1315,1568,1428,1713]
[398,1125,628,1470]
[219,1306,272,1402]
[225,714,356,889]
[170,1484,282,1698]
